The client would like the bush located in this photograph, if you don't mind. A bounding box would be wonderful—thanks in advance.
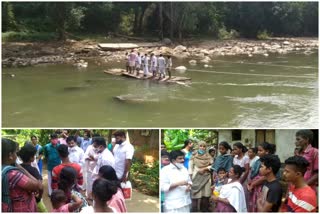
[257,30,271,40]
[2,31,56,42]
[218,26,239,40]
[130,159,159,196]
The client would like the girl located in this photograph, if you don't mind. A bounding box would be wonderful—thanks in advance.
[247,142,276,212]
[213,165,247,212]
[99,165,127,212]
[189,141,213,212]
[58,166,88,212]
[212,141,233,174]
[51,189,82,212]
[2,138,42,212]
[81,179,118,213]
[233,142,250,184]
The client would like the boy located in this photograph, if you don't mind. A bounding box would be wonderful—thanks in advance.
[213,167,227,195]
[41,133,61,196]
[257,154,282,212]
[283,156,317,212]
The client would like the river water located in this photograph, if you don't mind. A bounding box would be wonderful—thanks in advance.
[2,52,318,128]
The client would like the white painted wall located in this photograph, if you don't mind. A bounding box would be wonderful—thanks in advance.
[217,129,299,163]
[275,129,298,162]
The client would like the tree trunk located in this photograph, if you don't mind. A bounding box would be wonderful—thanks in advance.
[170,2,174,40]
[159,2,163,40]
[133,7,139,35]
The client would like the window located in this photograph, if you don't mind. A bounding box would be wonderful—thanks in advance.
[232,130,241,141]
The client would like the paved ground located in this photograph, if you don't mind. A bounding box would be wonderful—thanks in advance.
[41,170,159,212]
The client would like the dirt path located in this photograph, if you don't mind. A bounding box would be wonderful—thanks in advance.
[41,170,159,212]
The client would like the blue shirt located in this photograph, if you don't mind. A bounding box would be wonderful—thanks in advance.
[41,143,61,171]
[80,138,92,153]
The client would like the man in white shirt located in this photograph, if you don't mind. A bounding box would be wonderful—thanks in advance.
[161,150,192,213]
[158,54,166,79]
[129,50,137,74]
[92,137,115,179]
[150,53,158,77]
[143,53,149,77]
[112,130,134,182]
[135,52,142,76]
[67,136,85,166]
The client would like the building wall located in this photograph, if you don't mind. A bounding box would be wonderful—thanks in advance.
[275,129,298,162]
[218,129,299,163]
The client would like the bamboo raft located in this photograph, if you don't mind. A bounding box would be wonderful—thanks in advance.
[104,69,191,85]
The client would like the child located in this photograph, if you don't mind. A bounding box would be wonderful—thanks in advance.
[233,142,249,184]
[211,141,233,175]
[247,142,276,212]
[213,167,227,195]
[213,165,247,212]
[248,147,259,169]
[99,165,127,212]
[80,178,118,213]
[283,156,317,212]
[51,189,82,212]
[58,166,88,212]
[257,154,282,212]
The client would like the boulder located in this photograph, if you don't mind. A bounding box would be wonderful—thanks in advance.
[175,66,187,71]
[200,49,210,55]
[189,60,197,65]
[162,38,172,45]
[174,45,187,52]
[283,41,290,45]
[200,56,211,63]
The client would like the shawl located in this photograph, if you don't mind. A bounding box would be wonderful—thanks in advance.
[211,154,233,172]
[220,181,247,212]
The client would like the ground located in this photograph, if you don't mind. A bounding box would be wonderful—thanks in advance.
[41,170,159,212]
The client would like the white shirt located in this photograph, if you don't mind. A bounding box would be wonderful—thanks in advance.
[166,58,172,67]
[233,155,250,167]
[136,55,141,64]
[151,56,157,67]
[84,145,99,173]
[161,163,192,210]
[158,56,166,69]
[68,146,85,166]
[93,148,115,177]
[144,56,149,66]
[113,141,134,179]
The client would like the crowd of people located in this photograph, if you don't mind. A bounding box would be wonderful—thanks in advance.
[161,129,318,213]
[2,130,134,212]
[125,50,173,79]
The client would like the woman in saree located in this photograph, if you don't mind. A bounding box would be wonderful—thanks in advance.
[212,165,247,212]
[189,141,213,212]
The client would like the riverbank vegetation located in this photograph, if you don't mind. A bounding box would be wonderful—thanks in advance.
[2,2,318,42]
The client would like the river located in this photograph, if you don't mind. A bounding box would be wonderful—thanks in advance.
[2,51,318,128]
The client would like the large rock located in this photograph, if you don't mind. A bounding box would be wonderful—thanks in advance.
[175,66,187,71]
[173,52,190,59]
[162,38,172,45]
[200,49,210,55]
[200,56,211,63]
[174,45,187,52]
[283,41,290,45]
[189,60,197,65]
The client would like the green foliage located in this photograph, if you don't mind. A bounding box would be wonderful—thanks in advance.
[130,159,159,196]
[257,30,271,40]
[2,2,17,32]
[163,129,218,151]
[2,2,318,41]
[218,26,240,40]
[2,31,56,42]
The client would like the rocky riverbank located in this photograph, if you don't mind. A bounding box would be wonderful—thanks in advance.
[2,37,318,68]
